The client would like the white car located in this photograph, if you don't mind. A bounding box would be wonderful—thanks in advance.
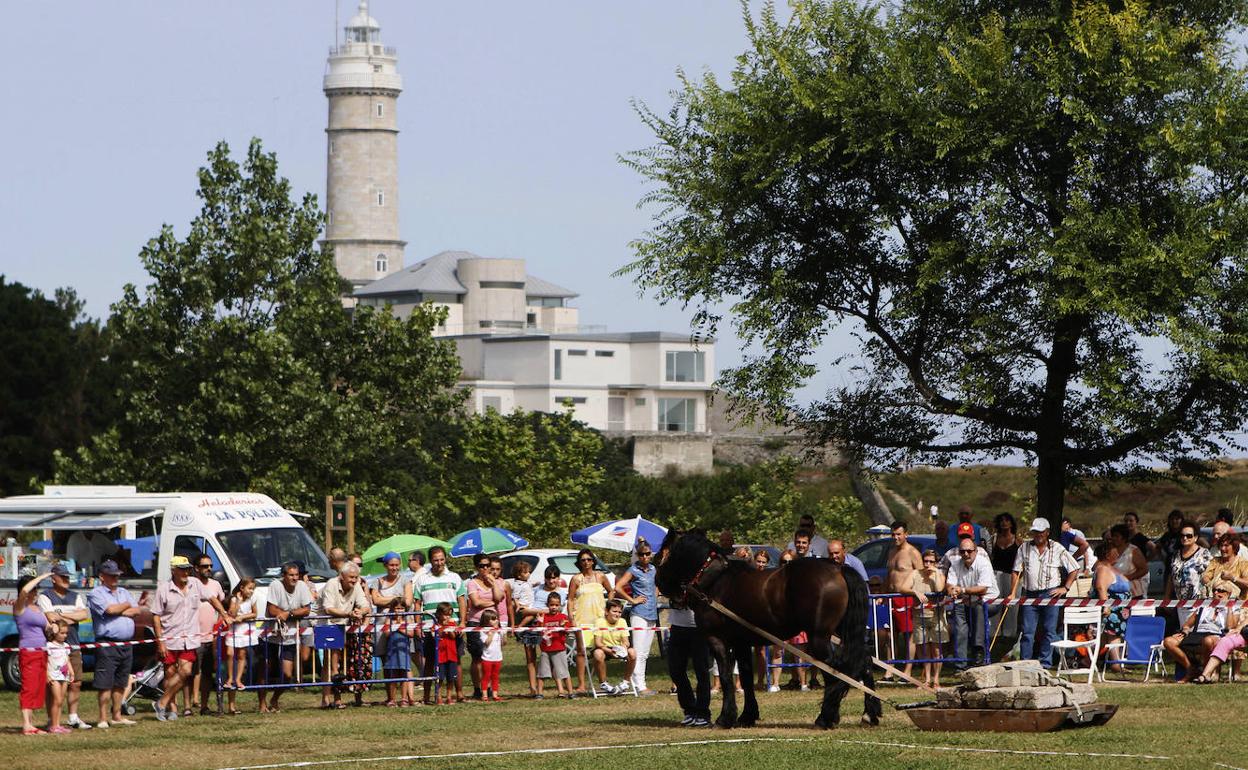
[500,549,616,590]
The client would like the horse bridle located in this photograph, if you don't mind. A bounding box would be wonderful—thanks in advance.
[679,550,725,604]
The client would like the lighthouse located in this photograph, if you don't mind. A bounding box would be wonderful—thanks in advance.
[323,1,404,288]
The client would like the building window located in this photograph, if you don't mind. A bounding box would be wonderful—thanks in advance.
[478,280,525,290]
[554,350,562,380]
[327,211,333,225]
[376,103,384,117]
[482,396,502,412]
[376,253,388,274]
[665,351,706,382]
[373,64,383,73]
[594,350,614,358]
[478,320,523,329]
[526,296,565,308]
[328,139,335,154]
[526,312,536,326]
[658,398,697,432]
[556,396,587,405]
[634,398,647,407]
[568,349,587,356]
[377,191,385,206]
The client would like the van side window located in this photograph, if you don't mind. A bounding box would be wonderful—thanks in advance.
[173,535,222,571]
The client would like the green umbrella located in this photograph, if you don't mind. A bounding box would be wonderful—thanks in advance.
[359,534,450,576]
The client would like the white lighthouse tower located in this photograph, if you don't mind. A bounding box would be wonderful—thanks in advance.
[323,1,404,288]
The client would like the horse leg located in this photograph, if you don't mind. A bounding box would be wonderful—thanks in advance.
[808,634,846,730]
[707,637,737,728]
[735,644,759,727]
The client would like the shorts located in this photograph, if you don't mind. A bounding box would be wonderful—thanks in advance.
[891,596,916,634]
[19,650,47,710]
[1180,631,1218,653]
[69,649,84,682]
[262,641,296,682]
[161,649,198,666]
[516,628,543,647]
[465,623,485,659]
[93,644,133,691]
[913,614,949,645]
[439,660,460,684]
[608,645,629,660]
[192,641,216,676]
[537,649,570,679]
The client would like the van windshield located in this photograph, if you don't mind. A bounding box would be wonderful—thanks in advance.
[216,527,333,583]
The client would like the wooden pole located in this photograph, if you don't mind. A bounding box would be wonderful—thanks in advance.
[346,495,355,554]
[324,495,334,552]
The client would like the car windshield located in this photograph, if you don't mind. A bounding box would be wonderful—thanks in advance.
[551,554,608,575]
[216,527,333,583]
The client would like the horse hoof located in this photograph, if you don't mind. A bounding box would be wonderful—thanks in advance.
[861,714,879,728]
[814,717,836,731]
[738,718,757,728]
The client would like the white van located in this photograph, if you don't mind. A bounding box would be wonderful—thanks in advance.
[0,486,331,687]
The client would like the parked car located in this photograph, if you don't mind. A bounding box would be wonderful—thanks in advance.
[500,549,616,590]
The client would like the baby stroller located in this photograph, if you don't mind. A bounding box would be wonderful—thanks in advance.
[120,659,165,716]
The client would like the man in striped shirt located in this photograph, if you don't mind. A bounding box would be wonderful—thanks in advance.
[414,546,467,704]
[1011,518,1080,667]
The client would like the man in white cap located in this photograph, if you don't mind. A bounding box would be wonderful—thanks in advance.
[1010,517,1080,667]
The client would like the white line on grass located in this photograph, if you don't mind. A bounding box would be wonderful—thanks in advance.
[1213,763,1247,770]
[831,738,1172,761]
[215,737,812,770]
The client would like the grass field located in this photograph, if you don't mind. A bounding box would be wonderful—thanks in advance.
[881,460,1248,536]
[2,647,1242,770]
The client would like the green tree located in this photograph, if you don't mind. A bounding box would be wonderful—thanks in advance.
[439,408,607,545]
[625,0,1248,518]
[55,140,465,536]
[0,279,116,495]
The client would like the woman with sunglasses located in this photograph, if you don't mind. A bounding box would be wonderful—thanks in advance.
[567,549,611,695]
[1163,521,1211,630]
[465,554,506,700]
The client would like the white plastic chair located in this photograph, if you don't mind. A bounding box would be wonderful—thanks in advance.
[1051,606,1104,683]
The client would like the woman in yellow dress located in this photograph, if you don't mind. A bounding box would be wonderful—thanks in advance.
[567,548,611,694]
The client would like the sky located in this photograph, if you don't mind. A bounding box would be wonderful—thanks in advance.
[2,1,861,403]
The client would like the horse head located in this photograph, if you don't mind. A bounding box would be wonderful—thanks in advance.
[655,528,717,599]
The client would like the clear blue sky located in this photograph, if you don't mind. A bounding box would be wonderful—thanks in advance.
[2,1,859,401]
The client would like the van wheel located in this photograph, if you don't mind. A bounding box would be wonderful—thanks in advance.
[1,651,20,691]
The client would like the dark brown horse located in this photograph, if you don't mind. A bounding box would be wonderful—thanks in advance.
[656,530,881,729]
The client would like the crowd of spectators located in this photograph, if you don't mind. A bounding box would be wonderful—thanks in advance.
[9,509,1246,735]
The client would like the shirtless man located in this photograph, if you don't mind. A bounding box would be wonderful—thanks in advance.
[886,521,924,677]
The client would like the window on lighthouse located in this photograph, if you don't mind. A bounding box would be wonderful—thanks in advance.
[376,103,384,117]
[376,253,388,274]
[376,191,385,206]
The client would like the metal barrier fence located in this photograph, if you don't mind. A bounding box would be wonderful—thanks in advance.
[211,610,436,708]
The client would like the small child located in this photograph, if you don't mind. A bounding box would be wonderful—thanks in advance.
[536,591,573,698]
[383,604,415,706]
[224,578,258,714]
[479,608,505,701]
[435,602,462,705]
[45,621,73,734]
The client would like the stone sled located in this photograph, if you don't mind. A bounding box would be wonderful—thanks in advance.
[903,703,1118,732]
[903,660,1117,732]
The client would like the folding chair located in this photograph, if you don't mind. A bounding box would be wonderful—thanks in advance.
[1051,606,1103,683]
[1102,615,1167,681]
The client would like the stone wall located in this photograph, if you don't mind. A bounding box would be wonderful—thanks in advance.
[631,434,714,477]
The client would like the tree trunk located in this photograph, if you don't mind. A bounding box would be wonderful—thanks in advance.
[847,459,894,526]
[1034,453,1066,521]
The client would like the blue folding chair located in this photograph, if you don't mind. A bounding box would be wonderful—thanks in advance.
[1102,615,1167,681]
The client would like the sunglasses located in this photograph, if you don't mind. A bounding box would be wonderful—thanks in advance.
[958,549,975,554]
[1181,533,1196,539]
[198,564,213,569]
[579,558,594,563]
[638,552,653,557]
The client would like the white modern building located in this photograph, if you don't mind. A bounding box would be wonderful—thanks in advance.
[354,250,714,434]
[327,4,715,447]
[453,332,713,434]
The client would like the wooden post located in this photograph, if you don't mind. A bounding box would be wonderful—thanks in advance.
[324,496,334,552]
[346,495,355,554]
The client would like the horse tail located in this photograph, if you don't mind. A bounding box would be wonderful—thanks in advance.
[838,567,882,722]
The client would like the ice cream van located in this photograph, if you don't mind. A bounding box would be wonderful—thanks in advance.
[0,486,332,688]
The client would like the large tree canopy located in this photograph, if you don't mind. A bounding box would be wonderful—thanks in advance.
[56,140,466,532]
[0,279,116,495]
[625,0,1248,516]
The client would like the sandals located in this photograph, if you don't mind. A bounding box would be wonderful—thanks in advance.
[1192,674,1214,684]
[22,727,47,736]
